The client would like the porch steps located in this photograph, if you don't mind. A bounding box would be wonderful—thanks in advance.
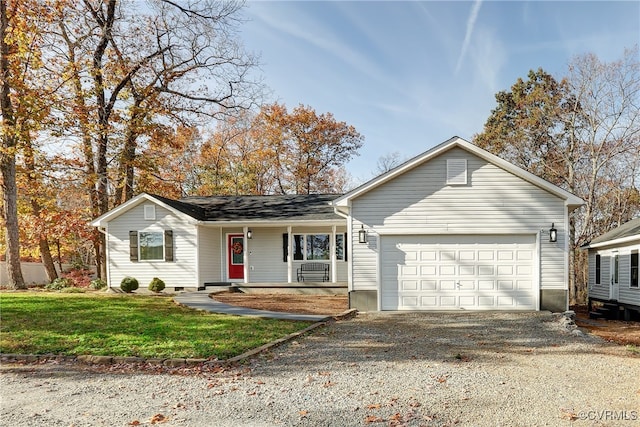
[589,303,622,320]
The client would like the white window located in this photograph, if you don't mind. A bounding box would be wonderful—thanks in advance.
[144,205,156,220]
[446,159,467,185]
[139,231,164,260]
[292,234,330,261]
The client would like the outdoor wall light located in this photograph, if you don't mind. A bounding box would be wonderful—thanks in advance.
[247,229,253,239]
[549,223,557,243]
[358,225,368,244]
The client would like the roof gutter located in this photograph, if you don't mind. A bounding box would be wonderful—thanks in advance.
[581,234,640,250]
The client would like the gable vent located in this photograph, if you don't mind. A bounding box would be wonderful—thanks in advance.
[446,159,467,185]
[144,204,156,220]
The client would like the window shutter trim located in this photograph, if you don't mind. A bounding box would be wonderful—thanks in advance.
[283,233,288,262]
[164,230,174,262]
[129,231,138,262]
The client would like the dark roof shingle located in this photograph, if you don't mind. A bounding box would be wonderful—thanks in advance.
[151,194,342,222]
[590,217,640,245]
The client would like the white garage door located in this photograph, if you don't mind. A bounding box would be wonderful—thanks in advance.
[380,235,537,310]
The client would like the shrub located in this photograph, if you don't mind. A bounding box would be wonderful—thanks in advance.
[120,276,139,293]
[148,277,165,293]
[62,269,94,288]
[89,278,107,290]
[45,277,72,291]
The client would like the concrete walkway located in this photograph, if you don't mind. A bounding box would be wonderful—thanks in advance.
[173,291,332,322]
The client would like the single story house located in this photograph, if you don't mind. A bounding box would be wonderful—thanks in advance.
[582,217,640,319]
[91,136,584,312]
[90,193,349,290]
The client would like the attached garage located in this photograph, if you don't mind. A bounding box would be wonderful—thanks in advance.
[332,137,584,312]
[380,235,537,310]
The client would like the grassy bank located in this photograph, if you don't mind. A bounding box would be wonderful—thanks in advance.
[0,292,311,359]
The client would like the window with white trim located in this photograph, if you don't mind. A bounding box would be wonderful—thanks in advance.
[283,233,346,262]
[446,159,467,185]
[139,231,164,260]
[129,230,173,262]
[595,254,601,285]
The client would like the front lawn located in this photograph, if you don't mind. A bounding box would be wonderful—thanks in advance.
[0,292,311,360]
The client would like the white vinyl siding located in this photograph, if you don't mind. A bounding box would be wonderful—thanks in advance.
[107,202,198,288]
[198,226,222,284]
[588,251,610,301]
[350,148,567,292]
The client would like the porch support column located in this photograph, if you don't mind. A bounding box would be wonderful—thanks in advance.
[287,226,293,283]
[331,225,337,283]
[243,226,249,283]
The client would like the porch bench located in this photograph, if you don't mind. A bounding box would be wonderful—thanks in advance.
[297,262,330,282]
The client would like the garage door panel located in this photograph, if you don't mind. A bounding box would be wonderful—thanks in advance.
[420,296,437,307]
[517,280,532,290]
[459,265,475,276]
[421,280,436,290]
[439,265,456,275]
[439,295,457,307]
[478,280,495,290]
[440,280,456,290]
[381,235,537,311]
[401,265,418,276]
[402,280,418,291]
[420,265,436,275]
[478,265,494,275]
[498,280,514,290]
[420,251,437,261]
[459,280,475,290]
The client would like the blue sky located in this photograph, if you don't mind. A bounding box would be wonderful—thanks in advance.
[239,1,640,182]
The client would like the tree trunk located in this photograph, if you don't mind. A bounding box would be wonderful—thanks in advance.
[38,236,58,282]
[0,0,25,289]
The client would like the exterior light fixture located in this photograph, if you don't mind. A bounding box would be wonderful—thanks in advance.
[549,223,557,243]
[358,225,367,244]
[247,229,253,239]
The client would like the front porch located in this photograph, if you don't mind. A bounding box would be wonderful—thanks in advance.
[199,281,348,295]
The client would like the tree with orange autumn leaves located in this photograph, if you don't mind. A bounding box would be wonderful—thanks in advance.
[193,103,362,196]
[474,48,640,303]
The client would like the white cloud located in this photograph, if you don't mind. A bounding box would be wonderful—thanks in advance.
[455,0,483,74]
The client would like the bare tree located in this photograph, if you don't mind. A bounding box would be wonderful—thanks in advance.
[474,47,640,304]
[374,151,405,176]
[45,0,261,276]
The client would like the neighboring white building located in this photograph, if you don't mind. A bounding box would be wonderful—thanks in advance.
[92,136,584,312]
[582,217,640,319]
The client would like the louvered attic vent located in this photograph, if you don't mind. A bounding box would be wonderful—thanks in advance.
[446,159,467,185]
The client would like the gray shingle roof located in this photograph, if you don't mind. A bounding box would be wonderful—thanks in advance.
[590,217,640,245]
[150,194,343,222]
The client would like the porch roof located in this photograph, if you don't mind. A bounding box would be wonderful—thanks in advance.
[153,193,344,222]
[583,217,640,249]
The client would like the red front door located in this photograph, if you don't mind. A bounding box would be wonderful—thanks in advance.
[228,234,245,280]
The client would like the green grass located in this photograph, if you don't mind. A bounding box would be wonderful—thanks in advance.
[0,292,311,359]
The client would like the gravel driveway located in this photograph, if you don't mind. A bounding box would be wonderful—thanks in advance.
[1,312,639,426]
